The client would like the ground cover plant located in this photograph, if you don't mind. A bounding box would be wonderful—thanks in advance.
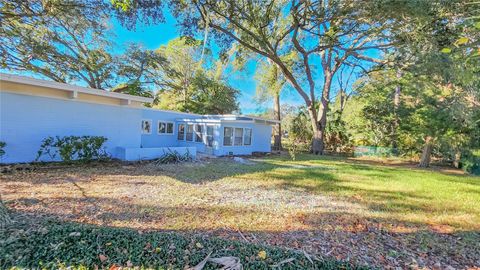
[1,154,479,268]
[1,219,359,270]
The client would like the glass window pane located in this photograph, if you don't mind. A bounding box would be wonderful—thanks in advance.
[207,126,214,136]
[186,124,194,141]
[142,120,151,134]
[206,126,214,147]
[195,124,203,142]
[158,122,166,133]
[223,127,233,146]
[234,128,243,146]
[244,128,252,145]
[177,124,185,140]
[167,123,174,134]
[224,127,232,137]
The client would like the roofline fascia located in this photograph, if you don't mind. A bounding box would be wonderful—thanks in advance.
[0,73,153,103]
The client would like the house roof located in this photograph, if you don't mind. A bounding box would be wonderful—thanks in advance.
[0,73,153,104]
[177,114,280,125]
[1,73,279,124]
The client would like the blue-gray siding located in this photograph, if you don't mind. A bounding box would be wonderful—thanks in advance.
[0,92,141,163]
[0,92,273,163]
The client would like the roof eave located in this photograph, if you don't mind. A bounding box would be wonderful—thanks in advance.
[0,73,153,103]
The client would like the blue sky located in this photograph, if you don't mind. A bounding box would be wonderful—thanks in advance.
[110,14,303,114]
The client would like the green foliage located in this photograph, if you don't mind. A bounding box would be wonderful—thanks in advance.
[112,80,154,106]
[0,141,5,157]
[0,1,114,89]
[1,220,360,270]
[36,136,109,163]
[325,111,353,153]
[154,42,240,115]
[285,108,313,159]
[461,150,480,175]
[155,149,193,164]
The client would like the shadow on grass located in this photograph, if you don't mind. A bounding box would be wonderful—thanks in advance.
[2,208,479,269]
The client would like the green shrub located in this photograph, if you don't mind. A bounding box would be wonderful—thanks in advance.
[155,149,193,164]
[36,136,109,163]
[461,150,480,175]
[0,141,5,157]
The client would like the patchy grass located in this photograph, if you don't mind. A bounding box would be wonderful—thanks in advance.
[1,154,479,269]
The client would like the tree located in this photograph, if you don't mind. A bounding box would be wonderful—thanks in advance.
[113,0,401,154]
[255,59,287,150]
[149,37,239,114]
[1,0,114,89]
[156,71,240,114]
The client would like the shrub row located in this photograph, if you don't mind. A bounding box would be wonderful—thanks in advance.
[36,136,109,163]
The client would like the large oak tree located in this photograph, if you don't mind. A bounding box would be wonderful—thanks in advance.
[114,0,399,154]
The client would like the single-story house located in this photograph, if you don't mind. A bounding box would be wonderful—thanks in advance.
[0,73,277,163]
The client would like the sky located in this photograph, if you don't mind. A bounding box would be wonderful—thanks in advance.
[109,13,303,115]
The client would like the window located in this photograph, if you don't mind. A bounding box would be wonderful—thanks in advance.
[206,126,214,147]
[234,128,243,146]
[158,122,166,133]
[167,123,174,134]
[158,121,174,134]
[223,127,233,146]
[223,127,253,146]
[195,124,204,142]
[177,124,185,140]
[141,120,152,134]
[186,124,194,141]
[244,128,252,145]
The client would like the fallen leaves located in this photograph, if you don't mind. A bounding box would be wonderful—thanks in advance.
[189,253,242,270]
[98,254,108,263]
[257,250,267,260]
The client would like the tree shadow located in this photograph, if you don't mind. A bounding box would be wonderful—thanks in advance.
[2,155,480,268]
[3,206,480,269]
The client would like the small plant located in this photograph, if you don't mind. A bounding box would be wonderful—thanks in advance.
[36,136,109,163]
[155,149,192,164]
[0,141,6,157]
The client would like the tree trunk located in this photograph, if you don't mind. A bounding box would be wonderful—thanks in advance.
[392,69,402,153]
[419,136,433,167]
[273,91,282,151]
[453,149,461,169]
[308,105,325,155]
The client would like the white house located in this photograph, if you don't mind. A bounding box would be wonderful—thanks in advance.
[0,73,277,163]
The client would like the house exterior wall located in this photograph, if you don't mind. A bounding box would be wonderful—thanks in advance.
[139,109,199,148]
[176,122,220,154]
[215,122,272,156]
[0,92,142,163]
[0,77,275,163]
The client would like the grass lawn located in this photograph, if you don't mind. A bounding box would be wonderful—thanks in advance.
[1,154,479,269]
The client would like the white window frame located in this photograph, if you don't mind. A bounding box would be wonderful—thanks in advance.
[141,119,152,135]
[157,121,175,135]
[177,123,186,141]
[223,126,253,147]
